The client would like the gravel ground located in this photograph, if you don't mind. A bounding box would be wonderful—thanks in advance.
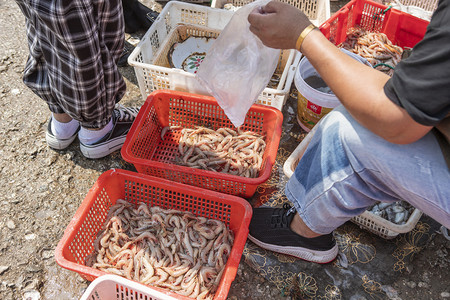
[0,0,449,299]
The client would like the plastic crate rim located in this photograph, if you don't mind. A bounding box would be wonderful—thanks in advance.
[81,274,179,300]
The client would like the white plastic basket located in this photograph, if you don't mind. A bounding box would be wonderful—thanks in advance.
[128,1,300,111]
[389,0,438,21]
[211,0,330,27]
[283,120,423,239]
[80,275,178,300]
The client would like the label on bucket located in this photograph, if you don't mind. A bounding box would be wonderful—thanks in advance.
[307,101,322,114]
[297,92,334,131]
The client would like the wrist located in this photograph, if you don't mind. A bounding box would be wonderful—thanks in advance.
[295,24,316,52]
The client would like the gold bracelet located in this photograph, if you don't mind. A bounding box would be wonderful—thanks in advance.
[295,24,317,52]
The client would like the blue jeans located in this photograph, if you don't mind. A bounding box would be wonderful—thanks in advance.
[286,106,450,234]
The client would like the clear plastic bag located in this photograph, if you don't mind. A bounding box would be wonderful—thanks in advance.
[196,0,280,127]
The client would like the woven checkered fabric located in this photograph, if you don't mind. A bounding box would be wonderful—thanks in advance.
[15,0,126,129]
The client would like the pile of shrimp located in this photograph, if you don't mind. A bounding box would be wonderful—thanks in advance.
[163,125,266,178]
[87,200,234,300]
[339,27,403,76]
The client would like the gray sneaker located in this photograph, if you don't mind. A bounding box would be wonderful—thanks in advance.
[46,117,80,150]
[80,104,140,159]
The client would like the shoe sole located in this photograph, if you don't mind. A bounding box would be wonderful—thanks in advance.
[247,234,338,264]
[80,136,126,159]
[46,131,78,150]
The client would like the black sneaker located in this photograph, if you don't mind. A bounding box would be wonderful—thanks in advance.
[79,104,140,159]
[146,10,159,25]
[248,203,338,263]
[46,117,80,150]
[118,41,134,67]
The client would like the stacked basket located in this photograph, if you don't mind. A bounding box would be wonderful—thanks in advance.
[56,90,283,299]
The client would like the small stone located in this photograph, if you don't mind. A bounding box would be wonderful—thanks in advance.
[35,210,54,220]
[128,37,141,46]
[422,272,430,283]
[382,285,398,298]
[25,233,36,240]
[60,175,72,183]
[23,278,40,291]
[41,250,54,260]
[15,274,25,288]
[26,265,41,273]
[110,161,122,169]
[6,220,15,229]
[406,264,414,273]
[418,282,428,288]
[10,89,20,96]
[441,292,450,298]
[23,290,40,300]
[64,152,75,160]
[406,281,417,289]
[38,184,48,193]
[0,266,9,275]
[43,153,58,166]
[9,198,21,204]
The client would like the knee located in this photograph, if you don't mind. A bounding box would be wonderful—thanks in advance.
[318,106,387,166]
[318,106,362,148]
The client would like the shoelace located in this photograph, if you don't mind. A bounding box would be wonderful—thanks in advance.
[114,103,140,121]
[270,203,296,229]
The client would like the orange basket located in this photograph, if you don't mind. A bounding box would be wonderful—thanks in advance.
[121,90,283,198]
[319,0,429,48]
[55,169,252,300]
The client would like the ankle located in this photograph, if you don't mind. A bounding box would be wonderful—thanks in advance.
[51,114,79,139]
[78,119,113,145]
[290,213,321,238]
[52,112,73,123]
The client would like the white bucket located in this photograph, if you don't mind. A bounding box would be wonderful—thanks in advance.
[295,49,371,132]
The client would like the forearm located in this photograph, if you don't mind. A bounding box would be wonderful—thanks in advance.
[301,30,432,144]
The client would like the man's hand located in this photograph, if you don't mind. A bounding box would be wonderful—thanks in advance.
[248,1,312,49]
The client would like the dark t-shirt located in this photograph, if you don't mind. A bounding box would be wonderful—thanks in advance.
[384,0,450,126]
[384,0,450,168]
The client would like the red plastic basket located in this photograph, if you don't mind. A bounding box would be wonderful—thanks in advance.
[121,90,283,198]
[319,0,429,48]
[55,169,252,300]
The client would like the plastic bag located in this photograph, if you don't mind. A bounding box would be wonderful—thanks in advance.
[196,0,280,127]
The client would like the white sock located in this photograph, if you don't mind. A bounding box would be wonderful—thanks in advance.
[51,114,79,139]
[78,119,113,145]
